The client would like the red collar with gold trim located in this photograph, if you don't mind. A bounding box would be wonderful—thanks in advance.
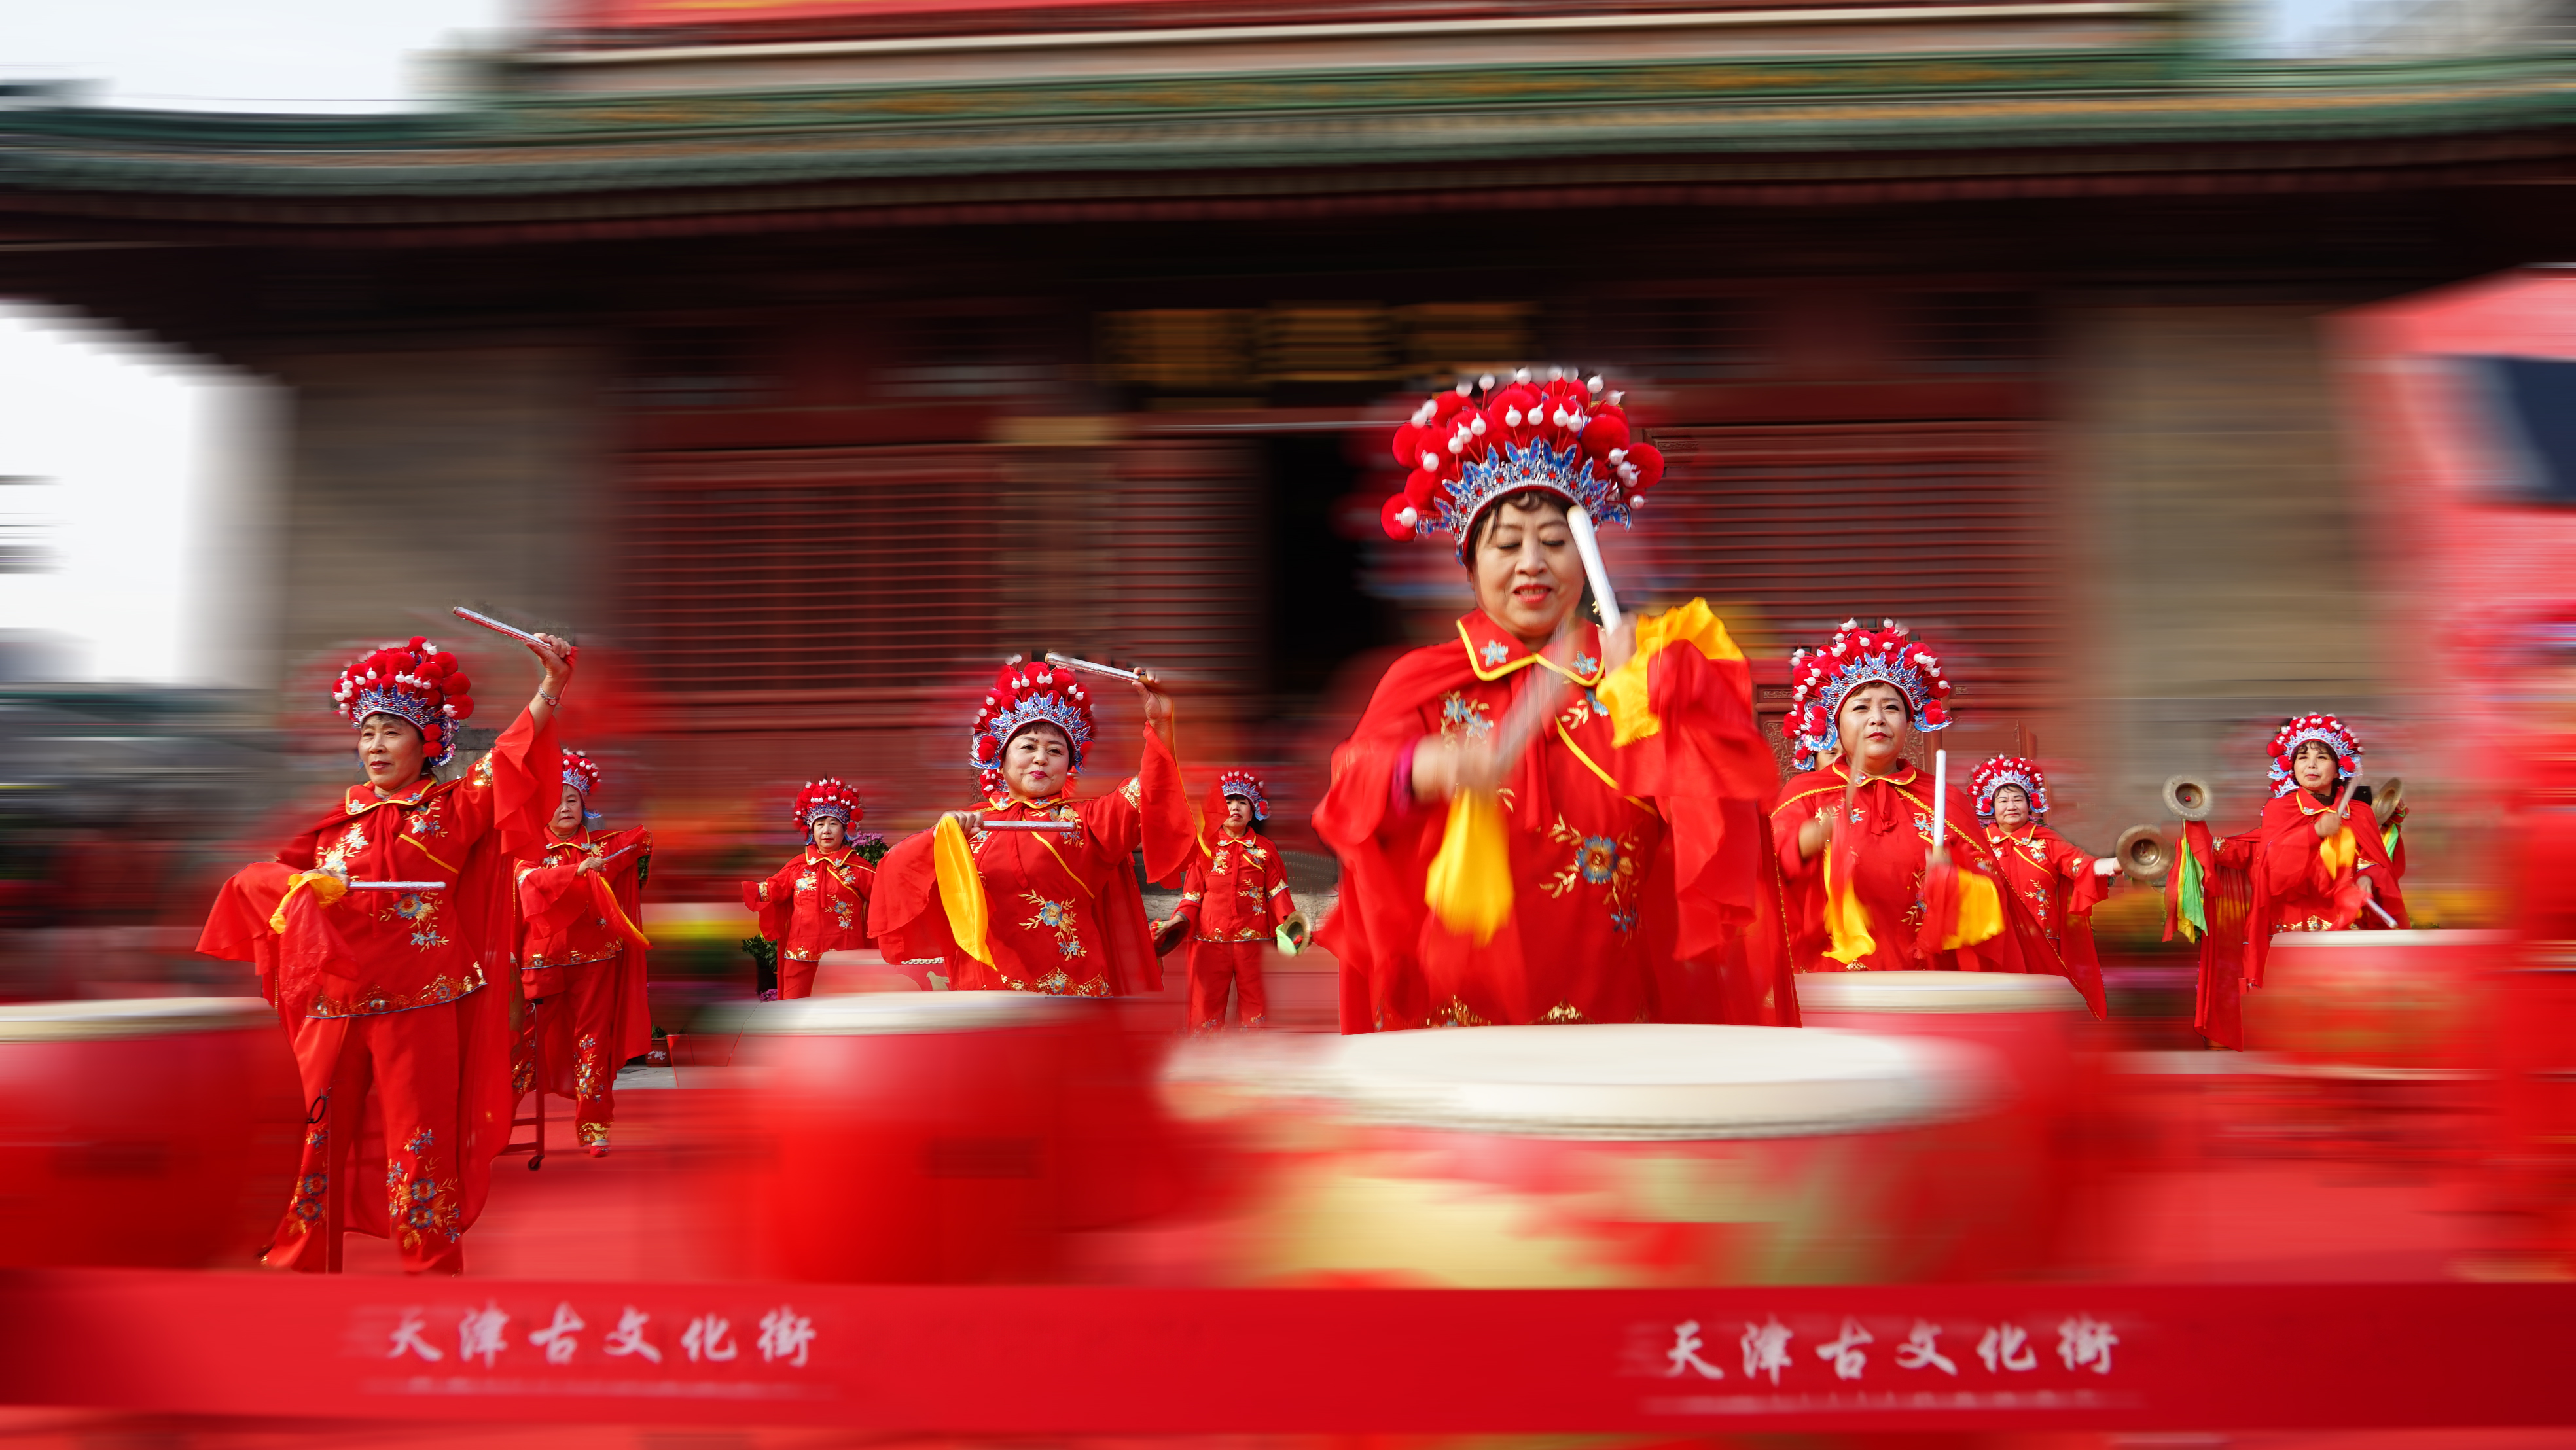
[1455,610,1605,687]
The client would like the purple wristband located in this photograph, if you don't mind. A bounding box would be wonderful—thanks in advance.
[1392,738,1421,819]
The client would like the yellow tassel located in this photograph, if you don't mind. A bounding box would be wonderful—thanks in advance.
[590,873,652,951]
[1601,597,1746,748]
[268,870,349,933]
[1424,790,1513,944]
[1944,868,2006,951]
[1823,847,1876,965]
[2319,822,2357,875]
[933,815,994,967]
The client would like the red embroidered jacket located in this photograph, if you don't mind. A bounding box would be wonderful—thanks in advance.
[1176,828,1295,943]
[743,847,875,963]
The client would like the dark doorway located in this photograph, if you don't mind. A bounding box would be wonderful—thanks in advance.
[1262,433,1389,706]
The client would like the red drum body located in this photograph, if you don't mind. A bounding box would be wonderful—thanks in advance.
[733,993,1175,1283]
[2497,941,2576,1266]
[0,997,301,1268]
[2245,929,2497,1072]
[1795,970,2094,1275]
[1166,1023,2007,1288]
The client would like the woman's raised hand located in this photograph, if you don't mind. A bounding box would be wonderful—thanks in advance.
[1601,616,1637,677]
[1130,669,1175,737]
[525,632,576,703]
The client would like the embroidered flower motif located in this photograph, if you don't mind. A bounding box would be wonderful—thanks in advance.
[1576,835,1620,885]
[1439,692,1494,741]
[1021,893,1085,959]
[1480,639,1511,667]
[1572,653,1600,676]
[1542,817,1639,920]
[320,822,368,875]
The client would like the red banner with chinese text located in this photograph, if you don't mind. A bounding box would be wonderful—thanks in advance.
[1,1272,2572,1432]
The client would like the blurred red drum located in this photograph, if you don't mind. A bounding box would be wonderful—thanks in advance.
[1795,970,2100,1273]
[1165,1023,2011,1287]
[0,997,302,1268]
[729,991,1177,1283]
[2244,929,2502,1072]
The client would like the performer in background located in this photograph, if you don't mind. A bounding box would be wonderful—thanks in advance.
[869,656,1187,996]
[741,779,873,1000]
[1315,369,1791,1032]
[1769,620,2102,1014]
[2170,713,2408,1048]
[198,631,571,1273]
[1974,755,2120,983]
[1157,769,1305,1030]
[514,747,651,1156]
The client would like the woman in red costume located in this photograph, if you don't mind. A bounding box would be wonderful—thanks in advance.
[1973,755,2120,982]
[197,630,573,1273]
[1768,621,2103,1014]
[514,747,652,1156]
[869,656,1188,995]
[1160,769,1306,1030]
[2170,713,2408,1048]
[1314,368,1790,1032]
[742,779,872,999]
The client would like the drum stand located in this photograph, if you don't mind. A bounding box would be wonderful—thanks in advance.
[505,998,548,1171]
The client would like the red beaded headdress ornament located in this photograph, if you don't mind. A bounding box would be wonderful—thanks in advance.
[1216,769,1270,822]
[1380,368,1666,557]
[331,637,475,768]
[2269,713,2361,798]
[561,748,601,799]
[1971,755,2048,819]
[792,778,862,834]
[1785,618,1954,773]
[970,656,1096,798]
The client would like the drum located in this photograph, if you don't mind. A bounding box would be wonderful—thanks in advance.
[1795,970,2097,1273]
[728,991,1177,1283]
[1795,970,2089,1105]
[2245,928,2501,1072]
[1170,1023,2011,1288]
[0,997,302,1268]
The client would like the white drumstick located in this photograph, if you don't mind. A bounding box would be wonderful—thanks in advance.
[1044,652,1141,683]
[1565,506,1623,633]
[349,881,446,891]
[452,606,545,648]
[2365,898,2399,928]
[1930,749,1948,861]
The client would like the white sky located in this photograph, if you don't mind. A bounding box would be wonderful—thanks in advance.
[0,306,274,686]
[3,0,515,112]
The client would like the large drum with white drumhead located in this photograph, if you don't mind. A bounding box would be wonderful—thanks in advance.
[1163,1023,2015,1287]
[0,997,302,1267]
[1796,969,2097,1272]
[729,991,1177,1282]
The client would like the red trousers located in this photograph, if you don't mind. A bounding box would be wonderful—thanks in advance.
[266,1000,469,1275]
[779,957,819,999]
[519,959,629,1149]
[1187,940,1268,1030]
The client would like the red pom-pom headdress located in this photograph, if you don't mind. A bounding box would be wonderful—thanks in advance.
[1971,755,2048,820]
[1785,618,1954,772]
[2270,714,2361,798]
[1380,368,1666,557]
[331,636,474,768]
[561,748,601,799]
[793,778,862,834]
[969,656,1096,798]
[1216,769,1270,822]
